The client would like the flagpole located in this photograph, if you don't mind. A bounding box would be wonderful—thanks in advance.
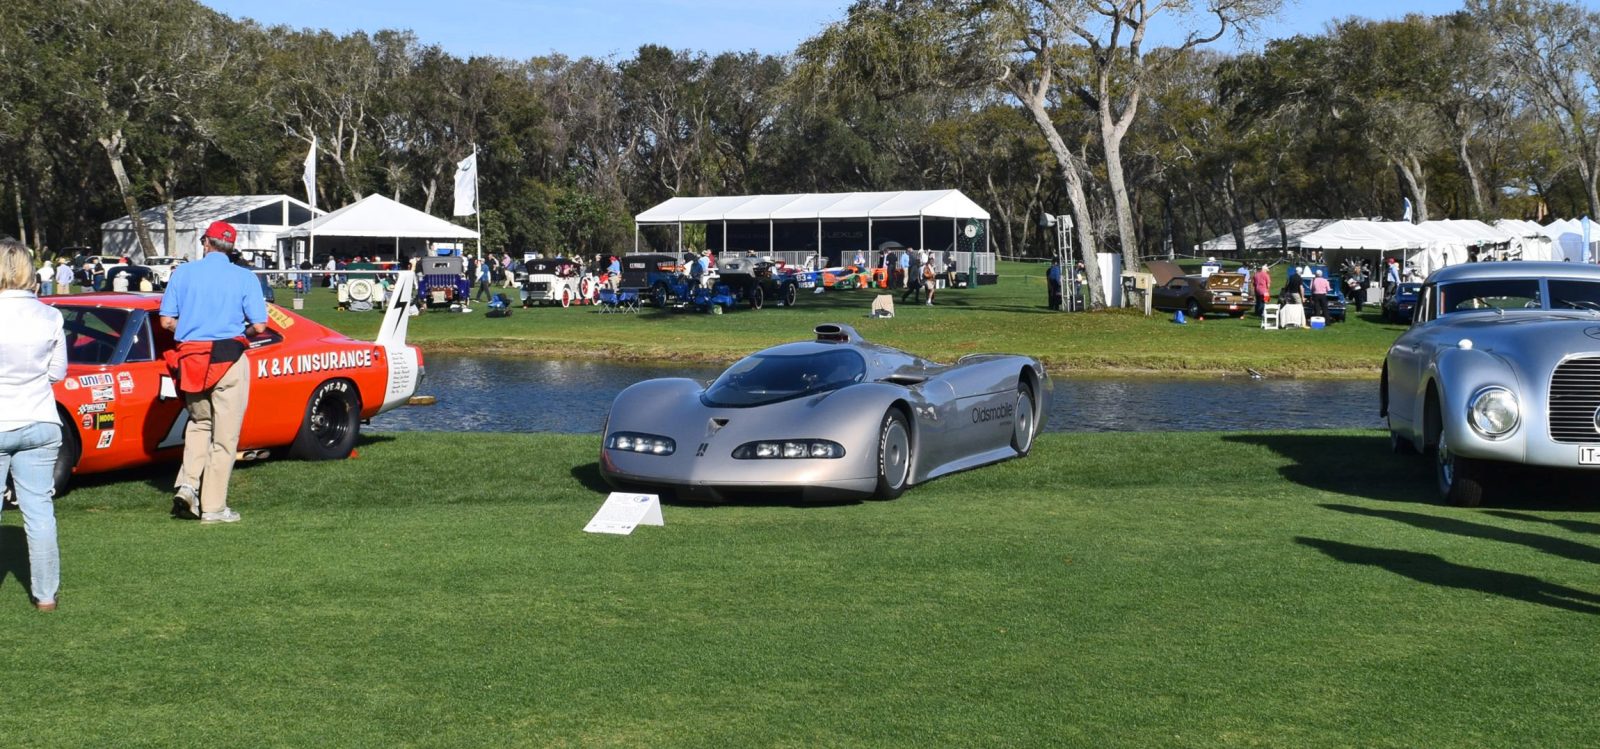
[473,144,482,262]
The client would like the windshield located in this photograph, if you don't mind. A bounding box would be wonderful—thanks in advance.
[1439,279,1542,314]
[703,349,866,407]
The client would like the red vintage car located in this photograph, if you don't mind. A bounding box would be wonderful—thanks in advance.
[43,274,424,494]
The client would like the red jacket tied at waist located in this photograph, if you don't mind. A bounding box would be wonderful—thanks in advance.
[164,338,247,393]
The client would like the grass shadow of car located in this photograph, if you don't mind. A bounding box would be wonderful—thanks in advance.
[60,432,400,500]
[569,461,860,508]
[1224,432,1600,510]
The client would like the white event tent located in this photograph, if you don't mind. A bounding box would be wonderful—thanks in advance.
[1196,218,1338,254]
[634,190,994,271]
[1297,219,1525,276]
[101,194,322,262]
[279,194,479,265]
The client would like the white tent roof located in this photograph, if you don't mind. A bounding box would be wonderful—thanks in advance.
[1197,219,1338,252]
[281,194,478,240]
[636,190,991,224]
[101,194,321,230]
[1298,220,1426,251]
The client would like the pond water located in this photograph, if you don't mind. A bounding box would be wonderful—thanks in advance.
[369,354,1382,435]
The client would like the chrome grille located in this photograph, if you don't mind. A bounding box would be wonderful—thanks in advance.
[1549,357,1600,443]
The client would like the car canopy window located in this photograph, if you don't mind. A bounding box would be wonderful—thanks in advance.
[703,349,867,407]
[58,306,130,365]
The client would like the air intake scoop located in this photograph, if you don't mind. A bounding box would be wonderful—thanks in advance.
[814,323,863,343]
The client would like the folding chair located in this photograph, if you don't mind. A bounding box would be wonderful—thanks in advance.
[597,289,618,313]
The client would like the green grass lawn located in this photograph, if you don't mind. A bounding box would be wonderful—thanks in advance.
[286,262,1402,377]
[6,431,1598,747]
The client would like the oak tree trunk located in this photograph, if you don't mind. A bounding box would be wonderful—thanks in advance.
[99,128,158,261]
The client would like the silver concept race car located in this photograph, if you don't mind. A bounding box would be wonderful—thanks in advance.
[1382,261,1600,506]
[600,324,1050,501]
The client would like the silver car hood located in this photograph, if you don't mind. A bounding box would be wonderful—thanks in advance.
[1434,312,1600,369]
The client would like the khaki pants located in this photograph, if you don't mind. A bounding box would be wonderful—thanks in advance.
[176,358,250,513]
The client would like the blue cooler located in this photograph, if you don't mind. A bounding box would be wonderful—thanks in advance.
[1309,316,1326,329]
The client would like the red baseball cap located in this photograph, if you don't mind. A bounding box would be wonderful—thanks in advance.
[204,220,237,243]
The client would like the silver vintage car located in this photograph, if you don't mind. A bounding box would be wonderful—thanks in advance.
[1382,261,1600,505]
[600,323,1050,502]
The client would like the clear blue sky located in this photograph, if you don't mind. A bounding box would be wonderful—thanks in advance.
[201,0,1476,59]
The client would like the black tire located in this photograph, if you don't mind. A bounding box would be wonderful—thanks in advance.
[749,284,765,310]
[52,417,81,498]
[289,379,363,461]
[1389,426,1414,454]
[1011,382,1037,456]
[782,283,798,307]
[1435,430,1486,507]
[652,284,668,308]
[1186,299,1201,318]
[872,409,912,500]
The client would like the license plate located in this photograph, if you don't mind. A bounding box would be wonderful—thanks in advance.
[1581,446,1600,465]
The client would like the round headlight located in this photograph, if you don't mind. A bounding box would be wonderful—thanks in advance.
[1468,387,1519,438]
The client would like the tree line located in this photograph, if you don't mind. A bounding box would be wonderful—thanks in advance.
[2,0,1596,305]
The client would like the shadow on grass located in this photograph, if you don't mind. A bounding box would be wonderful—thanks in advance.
[570,461,858,508]
[1322,503,1600,565]
[59,432,399,501]
[1223,432,1434,504]
[0,526,31,600]
[1485,510,1600,536]
[1225,432,1600,509]
[1297,536,1600,615]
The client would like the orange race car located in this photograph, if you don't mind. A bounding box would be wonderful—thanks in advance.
[42,273,424,494]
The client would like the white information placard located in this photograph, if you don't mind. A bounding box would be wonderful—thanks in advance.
[584,492,664,535]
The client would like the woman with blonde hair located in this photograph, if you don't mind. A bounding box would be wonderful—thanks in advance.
[0,238,65,610]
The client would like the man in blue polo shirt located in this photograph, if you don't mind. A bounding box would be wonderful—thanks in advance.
[159,221,267,524]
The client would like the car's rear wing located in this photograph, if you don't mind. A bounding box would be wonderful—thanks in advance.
[376,271,415,348]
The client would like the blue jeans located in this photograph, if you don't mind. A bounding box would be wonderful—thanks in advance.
[39,280,54,296]
[0,422,61,604]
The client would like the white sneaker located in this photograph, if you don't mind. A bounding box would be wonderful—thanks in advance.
[172,485,200,519]
[200,507,242,524]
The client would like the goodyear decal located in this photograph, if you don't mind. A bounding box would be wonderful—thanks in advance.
[256,349,375,379]
[266,305,295,329]
[79,373,114,387]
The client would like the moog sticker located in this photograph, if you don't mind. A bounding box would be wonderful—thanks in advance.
[256,349,374,379]
[95,413,115,430]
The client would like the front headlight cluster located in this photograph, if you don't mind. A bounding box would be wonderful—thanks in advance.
[732,440,846,460]
[1467,387,1520,439]
[606,432,676,456]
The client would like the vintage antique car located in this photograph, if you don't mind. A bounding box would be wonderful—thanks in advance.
[600,323,1049,502]
[1381,262,1600,506]
[1150,269,1252,318]
[1383,282,1422,324]
[42,273,425,494]
[517,257,589,307]
[715,255,800,309]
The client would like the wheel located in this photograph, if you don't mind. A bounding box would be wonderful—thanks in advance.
[289,379,363,460]
[872,409,912,500]
[52,418,81,497]
[1435,430,1486,507]
[1011,382,1037,456]
[749,284,765,310]
[652,284,668,308]
[1389,427,1414,454]
[782,283,798,307]
[1186,299,1201,318]
[561,288,572,308]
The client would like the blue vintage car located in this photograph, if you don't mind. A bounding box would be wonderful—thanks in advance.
[1383,282,1422,324]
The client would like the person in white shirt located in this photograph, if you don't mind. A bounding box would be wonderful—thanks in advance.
[0,239,66,611]
[36,258,54,296]
[53,259,73,294]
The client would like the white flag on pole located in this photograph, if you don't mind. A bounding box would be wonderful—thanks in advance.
[302,137,317,211]
[453,151,478,217]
